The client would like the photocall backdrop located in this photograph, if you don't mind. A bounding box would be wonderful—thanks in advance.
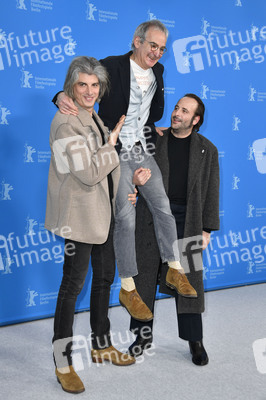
[0,0,266,326]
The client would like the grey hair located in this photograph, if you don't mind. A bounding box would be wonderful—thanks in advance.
[63,56,109,101]
[131,20,169,50]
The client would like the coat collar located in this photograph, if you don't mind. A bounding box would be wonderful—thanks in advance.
[74,101,107,143]
[187,131,207,198]
[118,52,132,105]
[73,100,94,126]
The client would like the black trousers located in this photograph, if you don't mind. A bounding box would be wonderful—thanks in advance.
[130,204,203,343]
[53,217,115,367]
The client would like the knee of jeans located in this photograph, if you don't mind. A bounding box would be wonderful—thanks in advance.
[92,271,115,288]
[59,278,85,298]
[152,198,172,215]
[115,205,135,227]
[104,269,115,285]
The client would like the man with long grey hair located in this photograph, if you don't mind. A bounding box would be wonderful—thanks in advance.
[46,56,143,394]
[54,20,197,325]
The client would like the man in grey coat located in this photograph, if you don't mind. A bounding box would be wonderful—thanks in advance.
[129,93,220,366]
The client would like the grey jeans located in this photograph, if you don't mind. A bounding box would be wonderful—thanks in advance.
[113,145,180,278]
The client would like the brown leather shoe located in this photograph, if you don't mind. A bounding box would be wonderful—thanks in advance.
[166,267,198,298]
[55,365,85,394]
[119,288,153,321]
[91,345,135,366]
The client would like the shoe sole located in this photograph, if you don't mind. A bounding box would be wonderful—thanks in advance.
[119,299,153,322]
[191,356,209,366]
[165,282,198,298]
[91,356,135,366]
[57,377,85,394]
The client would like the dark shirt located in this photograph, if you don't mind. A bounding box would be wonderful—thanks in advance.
[167,131,211,233]
[168,132,191,206]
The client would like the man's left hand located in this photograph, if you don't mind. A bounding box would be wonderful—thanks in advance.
[202,231,211,250]
[155,127,166,136]
[128,188,138,207]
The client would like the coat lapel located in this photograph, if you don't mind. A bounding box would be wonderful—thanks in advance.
[118,52,131,107]
[75,102,107,146]
[187,132,207,199]
[152,63,163,90]
[155,128,170,193]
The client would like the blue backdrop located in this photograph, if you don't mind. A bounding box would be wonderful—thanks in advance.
[0,0,266,326]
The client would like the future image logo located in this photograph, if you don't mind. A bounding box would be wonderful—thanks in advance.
[52,133,118,175]
[173,23,266,74]
[0,26,75,72]
[253,138,266,174]
[53,136,92,174]
[173,35,211,74]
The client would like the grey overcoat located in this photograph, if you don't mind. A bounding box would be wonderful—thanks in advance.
[134,128,220,314]
[45,102,120,244]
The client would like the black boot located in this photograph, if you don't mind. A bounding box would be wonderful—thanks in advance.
[189,341,209,366]
[128,335,153,357]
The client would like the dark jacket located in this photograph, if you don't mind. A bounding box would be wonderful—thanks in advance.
[134,128,220,314]
[99,51,165,153]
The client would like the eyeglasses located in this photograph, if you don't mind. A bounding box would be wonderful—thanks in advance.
[144,40,167,55]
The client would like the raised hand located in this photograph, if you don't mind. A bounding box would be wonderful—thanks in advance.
[57,92,79,116]
[108,115,126,146]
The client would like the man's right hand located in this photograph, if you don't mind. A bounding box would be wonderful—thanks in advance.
[132,167,151,186]
[57,92,79,116]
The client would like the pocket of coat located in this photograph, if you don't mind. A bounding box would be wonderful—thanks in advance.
[71,188,96,206]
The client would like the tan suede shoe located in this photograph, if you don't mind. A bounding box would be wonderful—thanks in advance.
[55,365,85,394]
[119,288,153,321]
[166,267,198,298]
[91,345,135,366]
